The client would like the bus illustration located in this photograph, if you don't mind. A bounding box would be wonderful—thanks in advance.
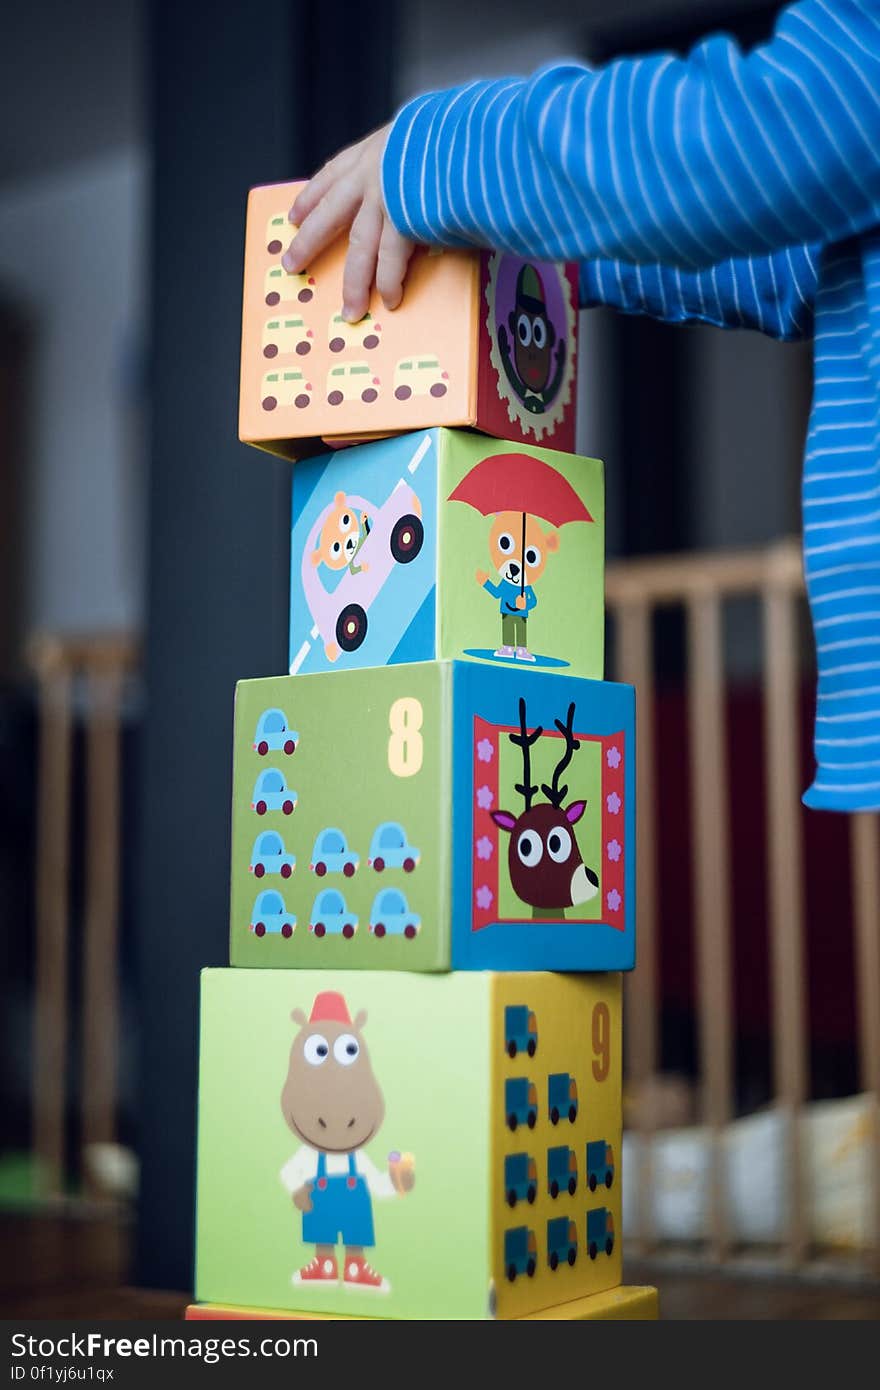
[328,311,382,353]
[503,1227,536,1282]
[326,361,380,406]
[547,1217,578,1270]
[264,261,314,307]
[504,1153,537,1207]
[505,1078,538,1132]
[265,212,290,256]
[586,1207,615,1260]
[262,316,312,359]
[504,1005,537,1059]
[261,369,312,412]
[586,1141,615,1191]
[393,356,449,400]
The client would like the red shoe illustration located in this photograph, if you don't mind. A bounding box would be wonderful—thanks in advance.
[292,1254,338,1285]
[342,1255,389,1292]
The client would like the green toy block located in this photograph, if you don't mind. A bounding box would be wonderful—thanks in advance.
[232,660,635,972]
[289,428,604,681]
[195,968,622,1320]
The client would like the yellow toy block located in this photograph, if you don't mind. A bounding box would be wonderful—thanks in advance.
[240,183,579,460]
[522,1285,658,1319]
[185,1286,657,1320]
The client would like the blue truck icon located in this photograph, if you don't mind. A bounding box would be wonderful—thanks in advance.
[586,1207,615,1260]
[504,1153,537,1207]
[503,1227,537,1282]
[505,1078,538,1132]
[504,1005,537,1059]
[547,1146,578,1199]
[547,1217,578,1270]
[586,1140,615,1191]
[548,1072,578,1125]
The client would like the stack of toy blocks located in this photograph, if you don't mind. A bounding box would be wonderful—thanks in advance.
[187,183,657,1321]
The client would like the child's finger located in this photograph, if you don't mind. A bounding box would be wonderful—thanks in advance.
[341,198,383,322]
[290,139,364,225]
[290,169,334,227]
[282,182,359,273]
[376,221,415,311]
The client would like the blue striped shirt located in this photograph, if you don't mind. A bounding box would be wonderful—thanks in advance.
[382,0,880,813]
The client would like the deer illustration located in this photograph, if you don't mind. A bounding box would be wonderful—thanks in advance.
[491,698,599,918]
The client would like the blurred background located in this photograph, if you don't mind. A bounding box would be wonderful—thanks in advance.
[0,0,877,1319]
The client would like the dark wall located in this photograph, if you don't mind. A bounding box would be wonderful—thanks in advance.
[137,0,395,1289]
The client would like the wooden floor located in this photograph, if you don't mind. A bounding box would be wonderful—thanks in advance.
[1,1212,878,1320]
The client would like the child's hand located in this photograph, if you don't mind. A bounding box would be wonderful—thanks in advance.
[515,594,527,610]
[475,569,489,586]
[283,126,414,324]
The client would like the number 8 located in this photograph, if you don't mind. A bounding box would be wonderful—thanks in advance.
[388,698,423,777]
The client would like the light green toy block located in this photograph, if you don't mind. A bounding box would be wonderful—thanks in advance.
[195,968,622,1320]
[232,661,636,972]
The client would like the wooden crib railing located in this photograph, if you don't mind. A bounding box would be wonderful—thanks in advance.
[28,633,139,1204]
[607,538,880,1276]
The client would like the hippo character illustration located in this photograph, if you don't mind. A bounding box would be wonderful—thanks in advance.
[279,991,415,1292]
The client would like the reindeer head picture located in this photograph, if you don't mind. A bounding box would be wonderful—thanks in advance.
[491,698,600,915]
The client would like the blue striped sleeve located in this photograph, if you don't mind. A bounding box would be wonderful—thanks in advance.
[382,0,880,270]
[579,244,819,340]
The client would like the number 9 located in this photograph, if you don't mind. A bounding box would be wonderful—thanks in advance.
[592,1002,610,1082]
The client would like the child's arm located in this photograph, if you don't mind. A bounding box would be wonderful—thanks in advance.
[580,245,818,341]
[382,0,880,269]
[286,1,877,320]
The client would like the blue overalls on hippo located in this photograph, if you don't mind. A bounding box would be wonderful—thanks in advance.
[280,990,415,1292]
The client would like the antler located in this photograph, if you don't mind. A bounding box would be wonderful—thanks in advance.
[542,702,580,808]
[508,696,542,812]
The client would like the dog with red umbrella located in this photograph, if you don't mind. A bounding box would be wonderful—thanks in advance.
[448,452,593,664]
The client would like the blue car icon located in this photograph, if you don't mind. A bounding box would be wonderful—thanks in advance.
[369,888,421,939]
[253,708,299,756]
[310,827,359,878]
[252,769,297,816]
[368,821,420,872]
[310,889,358,939]
[249,831,295,879]
[250,889,296,938]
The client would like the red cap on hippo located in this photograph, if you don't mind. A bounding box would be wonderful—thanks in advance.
[308,990,351,1025]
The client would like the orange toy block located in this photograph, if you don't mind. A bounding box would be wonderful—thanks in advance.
[240,182,579,460]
